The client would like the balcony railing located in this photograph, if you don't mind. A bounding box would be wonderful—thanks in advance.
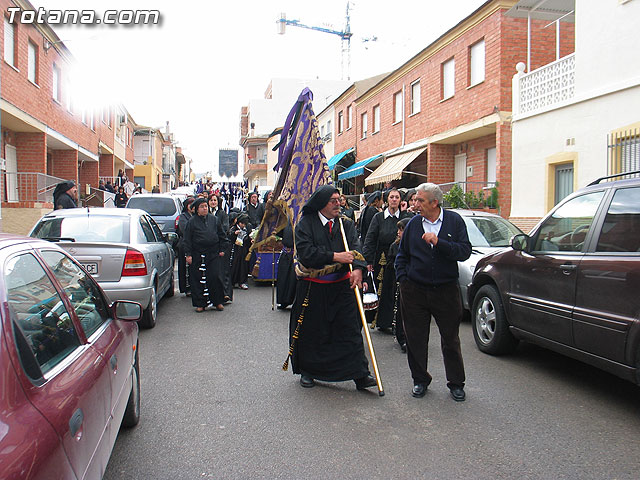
[513,53,575,116]
[2,172,68,204]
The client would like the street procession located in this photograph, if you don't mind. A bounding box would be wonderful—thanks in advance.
[1,0,640,479]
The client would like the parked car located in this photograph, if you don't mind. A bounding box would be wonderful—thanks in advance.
[453,209,523,311]
[0,234,142,479]
[30,208,176,328]
[126,193,183,233]
[468,172,640,385]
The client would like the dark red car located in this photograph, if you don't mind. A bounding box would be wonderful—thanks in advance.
[469,172,640,385]
[0,234,142,479]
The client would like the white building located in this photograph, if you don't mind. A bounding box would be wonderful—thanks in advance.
[509,0,640,231]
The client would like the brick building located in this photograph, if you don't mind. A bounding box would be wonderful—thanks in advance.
[332,0,574,219]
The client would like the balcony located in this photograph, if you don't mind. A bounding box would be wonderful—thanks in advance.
[513,53,575,117]
[245,157,268,174]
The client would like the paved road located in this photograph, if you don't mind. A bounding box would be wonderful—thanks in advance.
[104,281,640,480]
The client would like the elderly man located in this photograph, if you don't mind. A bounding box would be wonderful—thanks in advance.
[53,180,78,210]
[289,185,376,391]
[395,183,471,401]
[245,191,265,231]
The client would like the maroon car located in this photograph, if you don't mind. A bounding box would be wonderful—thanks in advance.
[469,172,640,385]
[0,234,142,479]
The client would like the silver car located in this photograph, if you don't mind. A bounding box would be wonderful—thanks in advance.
[126,193,183,233]
[454,209,522,311]
[30,208,176,328]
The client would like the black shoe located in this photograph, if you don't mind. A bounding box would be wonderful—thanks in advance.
[412,383,427,398]
[300,375,315,388]
[399,342,407,353]
[354,375,377,390]
[449,386,466,402]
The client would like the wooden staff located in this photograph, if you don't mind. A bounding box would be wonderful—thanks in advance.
[338,217,384,396]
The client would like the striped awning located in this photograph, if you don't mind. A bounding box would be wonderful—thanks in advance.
[327,147,354,170]
[337,154,382,180]
[365,147,427,186]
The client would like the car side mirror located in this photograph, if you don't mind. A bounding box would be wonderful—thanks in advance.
[112,300,143,322]
[511,233,530,253]
[164,232,178,246]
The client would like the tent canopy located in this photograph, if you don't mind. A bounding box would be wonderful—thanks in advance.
[327,147,355,170]
[337,154,382,180]
[365,147,427,186]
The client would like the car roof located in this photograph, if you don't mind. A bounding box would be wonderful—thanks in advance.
[39,208,147,219]
[127,193,179,200]
[449,208,503,219]
[580,175,640,193]
[0,233,63,250]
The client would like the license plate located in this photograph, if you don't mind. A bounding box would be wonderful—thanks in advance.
[82,263,98,274]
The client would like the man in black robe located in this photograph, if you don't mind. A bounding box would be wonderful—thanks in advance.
[359,190,382,243]
[53,180,78,210]
[184,198,230,312]
[245,191,265,231]
[289,185,376,391]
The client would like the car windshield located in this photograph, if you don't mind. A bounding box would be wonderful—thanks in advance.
[462,216,522,248]
[32,216,130,243]
[127,197,176,216]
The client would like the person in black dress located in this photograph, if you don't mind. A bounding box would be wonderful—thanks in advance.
[183,198,229,312]
[363,188,411,332]
[288,185,376,391]
[176,197,195,295]
[228,214,252,290]
[339,194,356,222]
[276,224,296,309]
[115,186,128,208]
[209,194,229,233]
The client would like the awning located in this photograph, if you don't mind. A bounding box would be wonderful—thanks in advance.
[365,147,427,186]
[338,154,382,180]
[327,147,354,170]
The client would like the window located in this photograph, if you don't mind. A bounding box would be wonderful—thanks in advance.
[81,110,87,125]
[361,112,368,139]
[373,105,380,133]
[393,91,403,123]
[347,105,352,129]
[4,17,16,67]
[90,110,95,131]
[52,64,61,102]
[64,77,72,112]
[533,191,604,252]
[6,253,81,377]
[555,163,574,205]
[320,124,325,137]
[327,119,332,135]
[28,41,38,83]
[596,187,640,252]
[442,58,455,99]
[486,147,497,184]
[469,39,485,86]
[609,129,639,175]
[147,216,165,241]
[139,217,156,242]
[338,111,344,133]
[31,215,130,243]
[40,250,110,338]
[410,81,421,115]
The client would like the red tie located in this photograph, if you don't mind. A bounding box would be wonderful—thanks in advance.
[329,220,333,234]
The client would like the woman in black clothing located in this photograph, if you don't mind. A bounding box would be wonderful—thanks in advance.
[115,186,128,208]
[339,194,356,222]
[387,217,410,352]
[276,224,296,309]
[363,188,410,332]
[184,198,229,312]
[359,190,382,243]
[208,195,229,232]
[176,197,195,295]
[228,214,252,290]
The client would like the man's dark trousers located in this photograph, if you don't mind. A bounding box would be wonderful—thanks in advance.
[399,280,465,388]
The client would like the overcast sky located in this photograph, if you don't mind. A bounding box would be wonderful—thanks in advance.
[33,0,486,174]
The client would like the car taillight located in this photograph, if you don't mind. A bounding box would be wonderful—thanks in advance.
[122,248,147,276]
[175,217,179,230]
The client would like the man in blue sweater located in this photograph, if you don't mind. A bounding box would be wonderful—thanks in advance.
[395,183,471,401]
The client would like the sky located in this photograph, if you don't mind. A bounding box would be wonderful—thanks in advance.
[33,0,487,175]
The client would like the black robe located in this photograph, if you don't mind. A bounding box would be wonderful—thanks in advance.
[359,205,378,244]
[54,192,77,210]
[289,214,370,382]
[363,210,411,329]
[245,202,265,230]
[176,211,192,294]
[228,225,251,286]
[276,225,296,308]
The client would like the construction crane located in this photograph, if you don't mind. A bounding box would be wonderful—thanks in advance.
[277,3,354,81]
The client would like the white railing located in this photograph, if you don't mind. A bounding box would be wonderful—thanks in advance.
[513,53,575,116]
[2,172,67,203]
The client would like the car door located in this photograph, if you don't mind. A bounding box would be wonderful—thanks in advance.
[38,249,137,450]
[4,250,112,480]
[508,191,605,345]
[573,186,640,364]
[145,215,171,294]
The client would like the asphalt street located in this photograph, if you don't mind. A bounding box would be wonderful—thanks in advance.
[104,279,640,480]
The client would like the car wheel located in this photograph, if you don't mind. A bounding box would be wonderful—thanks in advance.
[165,271,175,298]
[140,285,157,329]
[122,347,140,428]
[472,284,518,355]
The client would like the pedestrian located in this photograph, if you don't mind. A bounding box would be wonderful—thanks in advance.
[99,179,107,191]
[359,190,382,243]
[276,223,296,309]
[289,185,376,391]
[183,198,229,312]
[116,169,125,187]
[363,188,411,332]
[53,180,78,210]
[245,191,264,231]
[105,181,116,193]
[395,183,471,401]
[228,214,251,290]
[208,194,229,232]
[388,217,410,352]
[177,197,195,296]
[339,194,356,222]
[115,186,128,208]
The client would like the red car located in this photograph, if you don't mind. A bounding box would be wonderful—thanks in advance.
[0,234,142,479]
